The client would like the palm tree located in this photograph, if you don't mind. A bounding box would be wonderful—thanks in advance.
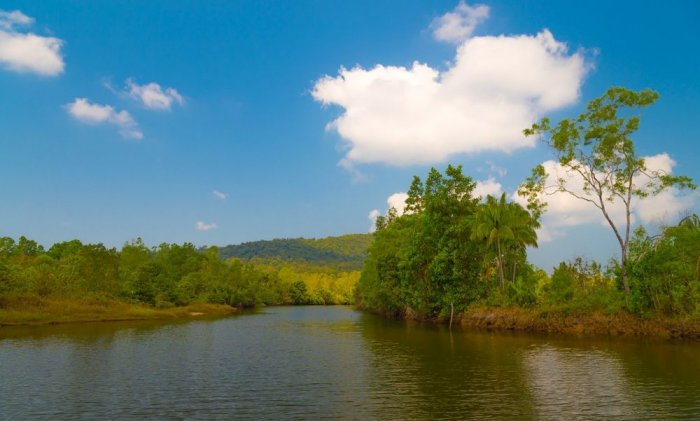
[471,193,538,289]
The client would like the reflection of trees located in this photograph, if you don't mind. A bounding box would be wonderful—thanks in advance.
[0,318,223,418]
[358,313,537,419]
[523,345,640,418]
[523,337,700,419]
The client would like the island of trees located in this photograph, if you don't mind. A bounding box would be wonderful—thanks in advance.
[356,88,699,336]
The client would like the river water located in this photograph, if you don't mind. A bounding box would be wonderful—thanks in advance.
[1,306,699,419]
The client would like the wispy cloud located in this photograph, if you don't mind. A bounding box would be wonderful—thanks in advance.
[0,9,64,76]
[196,221,217,231]
[126,79,184,111]
[65,98,143,139]
[486,161,507,177]
[431,1,490,44]
[212,190,227,200]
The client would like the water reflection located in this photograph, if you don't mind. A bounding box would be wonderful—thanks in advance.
[359,315,537,419]
[1,307,699,419]
[523,345,640,418]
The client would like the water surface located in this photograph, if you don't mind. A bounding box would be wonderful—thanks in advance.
[1,306,699,419]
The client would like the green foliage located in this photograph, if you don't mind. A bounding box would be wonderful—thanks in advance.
[628,215,700,316]
[357,165,540,319]
[0,235,361,310]
[521,87,696,292]
[471,193,538,290]
[217,234,372,270]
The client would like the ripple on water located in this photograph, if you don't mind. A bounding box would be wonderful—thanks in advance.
[1,306,700,419]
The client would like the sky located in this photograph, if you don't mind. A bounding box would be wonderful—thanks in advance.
[1,0,699,270]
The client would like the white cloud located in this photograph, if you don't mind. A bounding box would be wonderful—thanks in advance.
[431,1,489,44]
[65,98,143,139]
[0,9,64,76]
[212,190,227,200]
[486,160,507,177]
[196,221,217,231]
[367,193,409,232]
[367,209,381,232]
[313,29,587,167]
[473,177,503,199]
[515,153,696,242]
[0,10,33,29]
[387,192,409,215]
[126,79,184,111]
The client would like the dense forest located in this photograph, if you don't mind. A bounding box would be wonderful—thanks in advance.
[217,234,371,270]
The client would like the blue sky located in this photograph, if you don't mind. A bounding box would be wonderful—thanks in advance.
[1,0,698,270]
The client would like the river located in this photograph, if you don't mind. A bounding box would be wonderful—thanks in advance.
[1,306,699,419]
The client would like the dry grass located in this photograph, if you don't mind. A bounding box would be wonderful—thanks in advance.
[0,294,236,326]
[459,306,700,339]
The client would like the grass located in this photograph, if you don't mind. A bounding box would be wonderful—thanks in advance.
[459,305,700,339]
[0,294,236,326]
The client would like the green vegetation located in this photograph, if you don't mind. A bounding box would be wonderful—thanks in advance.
[357,164,541,319]
[520,87,695,292]
[217,234,371,270]
[0,236,361,325]
[357,88,700,332]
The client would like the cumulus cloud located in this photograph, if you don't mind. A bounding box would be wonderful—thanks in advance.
[0,9,64,76]
[196,221,217,231]
[431,1,489,44]
[313,29,587,167]
[212,190,227,200]
[515,153,696,242]
[473,177,503,199]
[126,79,184,111]
[387,192,409,215]
[367,209,382,232]
[65,98,143,139]
[367,193,409,232]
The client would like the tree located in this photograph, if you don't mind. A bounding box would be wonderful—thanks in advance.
[519,87,695,292]
[471,193,538,289]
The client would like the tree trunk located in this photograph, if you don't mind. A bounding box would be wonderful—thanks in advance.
[620,245,630,293]
[496,239,505,290]
[449,302,454,329]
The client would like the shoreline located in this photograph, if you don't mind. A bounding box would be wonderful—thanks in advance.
[0,297,237,327]
[367,306,700,340]
[456,307,700,340]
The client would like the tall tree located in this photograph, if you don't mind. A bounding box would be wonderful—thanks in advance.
[519,87,695,292]
[471,193,538,289]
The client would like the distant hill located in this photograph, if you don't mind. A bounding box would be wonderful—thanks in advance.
[217,234,373,269]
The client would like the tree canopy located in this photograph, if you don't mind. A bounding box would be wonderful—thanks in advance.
[519,87,696,292]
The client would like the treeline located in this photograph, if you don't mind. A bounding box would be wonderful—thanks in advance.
[217,234,371,270]
[356,166,700,320]
[0,237,358,308]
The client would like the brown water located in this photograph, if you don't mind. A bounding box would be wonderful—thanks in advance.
[1,306,699,419]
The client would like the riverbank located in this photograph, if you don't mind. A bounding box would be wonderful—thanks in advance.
[457,307,700,339]
[0,295,236,326]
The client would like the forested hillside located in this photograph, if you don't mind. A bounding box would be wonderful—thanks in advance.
[217,234,372,269]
